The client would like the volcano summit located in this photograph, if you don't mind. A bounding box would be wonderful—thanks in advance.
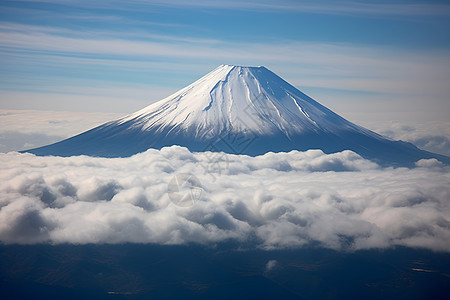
[27,65,449,166]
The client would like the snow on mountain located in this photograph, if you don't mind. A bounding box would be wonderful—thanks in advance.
[26,65,450,166]
[118,65,379,138]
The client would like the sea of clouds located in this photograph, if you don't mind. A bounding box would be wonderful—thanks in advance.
[0,146,449,252]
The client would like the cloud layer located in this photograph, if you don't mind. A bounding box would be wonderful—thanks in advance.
[1,146,449,252]
[0,110,122,152]
[369,121,450,157]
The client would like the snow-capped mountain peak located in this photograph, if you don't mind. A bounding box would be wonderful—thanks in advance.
[26,65,450,166]
[119,64,364,138]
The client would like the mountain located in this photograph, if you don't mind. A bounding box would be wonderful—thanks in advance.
[26,65,449,166]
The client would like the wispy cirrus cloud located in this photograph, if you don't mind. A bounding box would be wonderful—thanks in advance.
[13,0,450,17]
[1,22,448,85]
[1,21,449,118]
[150,0,450,17]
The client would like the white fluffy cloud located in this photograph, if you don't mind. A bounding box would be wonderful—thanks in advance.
[0,146,449,252]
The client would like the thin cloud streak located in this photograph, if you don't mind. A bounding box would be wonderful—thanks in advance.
[155,0,450,17]
[1,23,449,98]
[0,109,121,136]
[15,0,450,17]
[0,22,221,45]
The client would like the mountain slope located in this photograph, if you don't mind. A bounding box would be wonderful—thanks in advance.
[26,65,450,166]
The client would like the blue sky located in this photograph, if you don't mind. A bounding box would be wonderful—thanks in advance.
[0,0,449,125]
[2,5,450,297]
